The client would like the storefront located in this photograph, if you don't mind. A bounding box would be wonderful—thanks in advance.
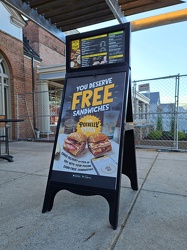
[36,64,66,137]
[0,2,66,140]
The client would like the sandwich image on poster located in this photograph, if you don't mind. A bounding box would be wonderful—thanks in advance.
[53,131,119,177]
[51,72,126,190]
[87,133,112,157]
[63,132,87,157]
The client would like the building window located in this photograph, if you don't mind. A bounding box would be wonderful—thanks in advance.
[49,85,62,125]
[0,55,10,117]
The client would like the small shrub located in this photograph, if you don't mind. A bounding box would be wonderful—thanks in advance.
[147,130,162,140]
[178,131,186,140]
[161,131,173,140]
[156,115,163,131]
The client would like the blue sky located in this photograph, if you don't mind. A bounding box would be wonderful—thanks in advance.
[78,1,187,81]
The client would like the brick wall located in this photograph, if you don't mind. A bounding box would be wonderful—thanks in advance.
[23,21,66,65]
[0,31,25,138]
[22,21,39,54]
[0,30,40,139]
[1,21,65,140]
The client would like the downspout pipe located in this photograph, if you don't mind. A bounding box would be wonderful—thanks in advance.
[31,56,36,130]
[131,8,187,32]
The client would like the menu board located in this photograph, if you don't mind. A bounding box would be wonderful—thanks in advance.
[43,23,135,230]
[70,30,125,69]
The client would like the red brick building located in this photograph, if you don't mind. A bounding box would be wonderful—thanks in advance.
[0,2,66,140]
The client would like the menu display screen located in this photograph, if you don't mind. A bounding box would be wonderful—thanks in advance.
[70,30,125,69]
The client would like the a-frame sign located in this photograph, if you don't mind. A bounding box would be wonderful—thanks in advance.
[42,23,138,230]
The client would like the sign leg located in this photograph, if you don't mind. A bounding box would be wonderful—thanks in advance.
[122,129,138,190]
[103,192,120,230]
[42,184,61,213]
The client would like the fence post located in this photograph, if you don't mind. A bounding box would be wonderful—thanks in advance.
[174,74,180,150]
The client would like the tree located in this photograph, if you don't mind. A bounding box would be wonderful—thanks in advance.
[156,115,163,131]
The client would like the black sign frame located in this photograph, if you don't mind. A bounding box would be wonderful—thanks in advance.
[42,23,138,230]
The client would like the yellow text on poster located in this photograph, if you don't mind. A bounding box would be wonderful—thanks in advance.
[71,84,114,110]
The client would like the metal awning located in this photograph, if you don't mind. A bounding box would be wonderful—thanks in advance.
[1,0,184,41]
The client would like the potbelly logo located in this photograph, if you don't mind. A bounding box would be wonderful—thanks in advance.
[77,115,101,137]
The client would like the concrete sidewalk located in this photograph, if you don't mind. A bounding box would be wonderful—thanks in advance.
[0,141,187,250]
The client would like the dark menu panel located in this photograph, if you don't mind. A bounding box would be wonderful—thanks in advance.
[81,34,107,67]
[108,31,124,64]
[70,30,125,69]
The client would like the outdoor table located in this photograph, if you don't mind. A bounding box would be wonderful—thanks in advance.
[0,118,24,162]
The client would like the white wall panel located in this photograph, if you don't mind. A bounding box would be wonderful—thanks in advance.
[0,2,23,41]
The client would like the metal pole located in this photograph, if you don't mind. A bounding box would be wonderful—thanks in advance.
[16,94,20,140]
[132,81,137,120]
[131,9,187,32]
[176,74,180,150]
[174,75,180,150]
[32,57,36,130]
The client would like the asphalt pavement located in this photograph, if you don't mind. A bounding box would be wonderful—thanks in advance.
[0,141,187,250]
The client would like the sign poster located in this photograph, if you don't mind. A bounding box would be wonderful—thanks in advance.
[70,30,125,69]
[51,72,126,190]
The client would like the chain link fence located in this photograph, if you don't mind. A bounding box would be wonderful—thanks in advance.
[15,74,187,151]
[133,74,187,151]
[16,88,63,140]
